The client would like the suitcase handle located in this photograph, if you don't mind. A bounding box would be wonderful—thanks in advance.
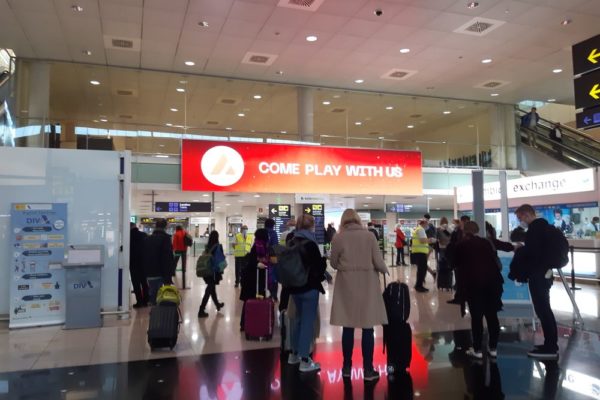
[256,264,270,299]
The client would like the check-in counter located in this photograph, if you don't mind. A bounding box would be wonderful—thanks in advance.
[567,238,600,278]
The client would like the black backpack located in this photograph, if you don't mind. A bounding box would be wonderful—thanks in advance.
[544,225,569,268]
[383,281,410,323]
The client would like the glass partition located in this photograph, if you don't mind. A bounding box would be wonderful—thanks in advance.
[6,59,515,168]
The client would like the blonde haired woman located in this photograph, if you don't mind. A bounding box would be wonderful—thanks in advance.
[330,209,389,382]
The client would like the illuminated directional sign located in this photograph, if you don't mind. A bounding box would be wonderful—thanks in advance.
[574,69,600,110]
[576,106,600,130]
[572,34,600,76]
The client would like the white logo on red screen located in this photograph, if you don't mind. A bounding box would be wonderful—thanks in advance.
[200,146,245,187]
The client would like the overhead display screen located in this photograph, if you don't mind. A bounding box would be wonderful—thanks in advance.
[154,202,211,213]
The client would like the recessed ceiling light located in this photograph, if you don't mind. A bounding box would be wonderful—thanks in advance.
[170,108,178,112]
[198,21,209,27]
[237,113,245,117]
[547,98,556,102]
[72,5,83,12]
[306,35,318,42]
[366,196,373,199]
[184,61,195,66]
[378,136,385,140]
[82,50,92,56]
[490,93,499,97]
[481,58,492,64]
[385,106,393,110]
[281,130,287,134]
[238,200,244,203]
[561,19,571,26]
[215,206,221,209]
[399,48,410,54]
[391,201,397,204]
[354,79,364,84]
[276,70,284,75]
[202,194,209,197]
[363,204,369,207]
[90,80,100,85]
[225,203,231,206]
[225,127,232,131]
[407,125,414,128]
[467,1,479,9]
[552,68,563,73]
[165,123,172,126]
[179,80,187,84]
[253,94,262,99]
[99,118,108,122]
[92,119,99,123]
[333,94,341,99]
[254,194,261,198]
[322,101,331,105]
[355,121,362,126]
[176,88,185,93]
[443,110,451,115]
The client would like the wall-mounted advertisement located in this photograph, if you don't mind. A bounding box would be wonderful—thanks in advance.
[9,203,67,328]
[181,140,423,195]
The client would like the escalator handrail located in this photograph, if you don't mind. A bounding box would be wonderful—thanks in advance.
[518,126,600,166]
[516,107,600,147]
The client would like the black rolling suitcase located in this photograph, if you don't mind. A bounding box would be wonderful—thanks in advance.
[147,303,180,350]
[382,279,412,374]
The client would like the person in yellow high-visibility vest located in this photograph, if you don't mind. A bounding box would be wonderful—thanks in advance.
[411,220,435,292]
[233,225,253,288]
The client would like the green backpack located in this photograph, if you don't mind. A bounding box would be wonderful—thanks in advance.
[156,284,181,305]
[196,250,214,278]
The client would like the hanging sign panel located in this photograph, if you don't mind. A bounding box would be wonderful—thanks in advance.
[572,34,600,76]
[181,140,422,195]
[9,203,67,328]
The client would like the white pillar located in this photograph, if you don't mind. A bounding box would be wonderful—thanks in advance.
[297,87,314,142]
[489,104,517,170]
[499,171,510,240]
[214,212,226,240]
[472,170,485,236]
[242,206,257,233]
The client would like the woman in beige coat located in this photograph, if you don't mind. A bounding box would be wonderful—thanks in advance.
[330,209,389,382]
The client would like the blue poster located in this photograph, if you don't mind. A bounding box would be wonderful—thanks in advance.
[9,203,67,328]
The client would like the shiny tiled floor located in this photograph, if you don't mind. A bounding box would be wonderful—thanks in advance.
[0,254,599,399]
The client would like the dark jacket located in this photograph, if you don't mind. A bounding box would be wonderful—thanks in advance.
[454,234,504,310]
[368,228,380,241]
[288,237,327,295]
[142,229,174,282]
[509,218,550,281]
[520,111,539,127]
[129,227,147,271]
[325,226,337,244]
[445,228,464,268]
[266,227,279,247]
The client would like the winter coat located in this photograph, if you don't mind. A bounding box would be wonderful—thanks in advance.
[129,227,147,272]
[330,223,389,328]
[395,228,406,248]
[142,229,174,282]
[172,230,187,252]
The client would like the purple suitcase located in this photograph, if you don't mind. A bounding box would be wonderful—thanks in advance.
[244,267,275,341]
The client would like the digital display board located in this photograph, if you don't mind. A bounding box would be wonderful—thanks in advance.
[302,204,325,244]
[154,202,211,213]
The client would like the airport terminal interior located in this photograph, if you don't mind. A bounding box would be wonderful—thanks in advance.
[2,0,600,399]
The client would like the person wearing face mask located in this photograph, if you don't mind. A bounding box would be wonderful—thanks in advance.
[233,225,253,288]
[512,204,559,360]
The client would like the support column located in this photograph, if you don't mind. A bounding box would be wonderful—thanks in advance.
[242,206,257,233]
[214,212,227,241]
[472,170,485,236]
[499,171,510,240]
[297,87,314,142]
[489,104,517,170]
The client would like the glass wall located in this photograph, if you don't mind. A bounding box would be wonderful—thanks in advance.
[5,59,516,168]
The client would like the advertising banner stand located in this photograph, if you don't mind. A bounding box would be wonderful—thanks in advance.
[64,245,104,329]
[9,203,67,328]
[497,252,536,328]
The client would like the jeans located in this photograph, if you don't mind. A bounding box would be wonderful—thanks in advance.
[467,297,500,352]
[200,280,219,311]
[529,275,558,352]
[412,253,428,288]
[147,277,163,305]
[396,247,405,265]
[342,327,374,371]
[291,290,319,358]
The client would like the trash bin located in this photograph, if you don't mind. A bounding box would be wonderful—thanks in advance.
[63,245,104,329]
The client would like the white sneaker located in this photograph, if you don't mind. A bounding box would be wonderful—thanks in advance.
[287,353,301,365]
[466,348,483,359]
[299,358,321,372]
[488,348,497,358]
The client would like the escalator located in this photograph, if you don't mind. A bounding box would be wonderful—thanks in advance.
[516,108,600,169]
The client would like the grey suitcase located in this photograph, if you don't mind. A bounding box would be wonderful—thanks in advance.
[147,303,180,350]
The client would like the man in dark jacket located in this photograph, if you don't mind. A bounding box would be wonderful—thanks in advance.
[130,222,148,308]
[142,218,175,305]
[446,215,470,304]
[514,204,558,360]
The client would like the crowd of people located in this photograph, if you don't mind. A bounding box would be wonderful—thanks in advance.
[130,203,561,382]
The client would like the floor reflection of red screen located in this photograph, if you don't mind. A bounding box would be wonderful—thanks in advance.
[176,341,428,399]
